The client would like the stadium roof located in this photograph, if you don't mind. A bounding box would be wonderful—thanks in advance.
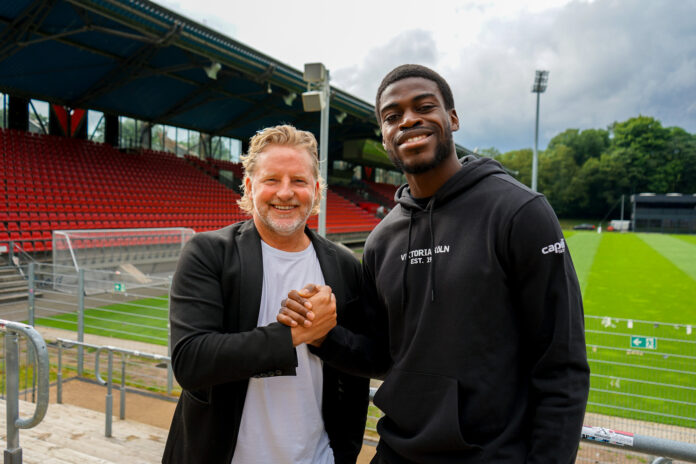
[0,0,474,164]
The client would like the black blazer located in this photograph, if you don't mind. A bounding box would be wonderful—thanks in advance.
[162,220,369,464]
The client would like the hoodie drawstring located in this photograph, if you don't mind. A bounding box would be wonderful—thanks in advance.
[428,198,436,302]
[401,210,414,308]
[402,201,437,307]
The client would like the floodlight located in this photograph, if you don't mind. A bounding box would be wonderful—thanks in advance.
[283,92,297,106]
[204,62,221,80]
[532,70,549,94]
[531,70,550,192]
[335,112,347,124]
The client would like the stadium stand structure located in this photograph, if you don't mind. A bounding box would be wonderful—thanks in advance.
[365,181,398,209]
[0,128,381,256]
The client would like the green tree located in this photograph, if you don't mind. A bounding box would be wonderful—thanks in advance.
[496,149,532,186]
[538,144,580,216]
[548,128,609,166]
[477,147,501,158]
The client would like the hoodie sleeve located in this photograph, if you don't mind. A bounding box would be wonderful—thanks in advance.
[310,249,392,379]
[505,196,590,464]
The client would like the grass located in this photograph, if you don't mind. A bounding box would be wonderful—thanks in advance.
[34,296,169,346]
[568,231,696,428]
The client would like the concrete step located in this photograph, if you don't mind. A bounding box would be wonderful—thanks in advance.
[0,291,42,304]
[0,283,29,294]
[0,398,168,464]
[0,273,25,283]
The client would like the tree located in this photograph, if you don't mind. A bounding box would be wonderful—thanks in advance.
[496,149,533,186]
[477,147,501,158]
[495,115,695,219]
[538,144,580,216]
[548,128,609,166]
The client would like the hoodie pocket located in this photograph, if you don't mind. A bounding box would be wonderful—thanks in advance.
[373,369,482,454]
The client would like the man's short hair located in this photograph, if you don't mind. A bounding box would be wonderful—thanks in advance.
[238,124,326,215]
[375,64,455,123]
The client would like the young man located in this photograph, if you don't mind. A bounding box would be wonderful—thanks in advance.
[163,125,369,464]
[280,65,590,463]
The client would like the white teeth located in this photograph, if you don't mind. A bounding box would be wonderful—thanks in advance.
[274,205,295,210]
[405,134,427,143]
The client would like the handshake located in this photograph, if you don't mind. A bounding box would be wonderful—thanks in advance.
[277,284,336,347]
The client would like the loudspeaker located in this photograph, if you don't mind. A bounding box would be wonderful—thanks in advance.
[302,91,324,112]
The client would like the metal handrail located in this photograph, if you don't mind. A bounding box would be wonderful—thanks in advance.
[0,319,50,464]
[56,338,171,438]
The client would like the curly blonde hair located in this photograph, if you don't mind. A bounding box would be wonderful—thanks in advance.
[237,124,326,215]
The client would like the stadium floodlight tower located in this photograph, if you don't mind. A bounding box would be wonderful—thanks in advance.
[531,70,549,192]
[302,62,330,237]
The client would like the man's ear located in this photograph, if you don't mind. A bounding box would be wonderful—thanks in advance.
[245,177,252,195]
[449,109,460,132]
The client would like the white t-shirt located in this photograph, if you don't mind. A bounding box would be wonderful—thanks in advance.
[231,241,334,464]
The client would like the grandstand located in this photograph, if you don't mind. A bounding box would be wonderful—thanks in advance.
[0,128,382,258]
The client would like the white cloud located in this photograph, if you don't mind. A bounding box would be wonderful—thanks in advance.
[159,0,696,152]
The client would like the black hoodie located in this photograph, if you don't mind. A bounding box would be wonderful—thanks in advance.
[318,156,590,463]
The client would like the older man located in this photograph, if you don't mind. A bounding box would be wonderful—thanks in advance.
[163,125,368,464]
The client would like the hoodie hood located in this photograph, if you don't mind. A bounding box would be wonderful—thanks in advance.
[394,155,507,211]
[389,155,508,304]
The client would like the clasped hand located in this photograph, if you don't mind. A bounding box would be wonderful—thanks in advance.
[278,284,334,347]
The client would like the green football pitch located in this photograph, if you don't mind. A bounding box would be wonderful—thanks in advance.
[565,231,696,428]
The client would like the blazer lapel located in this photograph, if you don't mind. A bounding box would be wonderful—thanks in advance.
[235,220,264,331]
[308,228,344,305]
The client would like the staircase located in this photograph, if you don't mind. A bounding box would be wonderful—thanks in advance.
[0,266,39,304]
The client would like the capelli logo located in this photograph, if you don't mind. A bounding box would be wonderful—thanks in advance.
[541,238,566,255]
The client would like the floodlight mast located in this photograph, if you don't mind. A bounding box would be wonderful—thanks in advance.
[531,70,549,192]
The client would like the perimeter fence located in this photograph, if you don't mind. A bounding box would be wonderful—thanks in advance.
[0,262,172,378]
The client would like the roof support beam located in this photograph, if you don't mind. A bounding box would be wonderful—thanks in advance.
[0,0,57,63]
[213,95,281,134]
[70,22,182,108]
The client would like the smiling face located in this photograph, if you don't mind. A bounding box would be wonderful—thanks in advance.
[246,144,318,245]
[379,77,459,175]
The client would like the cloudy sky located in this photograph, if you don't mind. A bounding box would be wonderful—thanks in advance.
[159,0,696,153]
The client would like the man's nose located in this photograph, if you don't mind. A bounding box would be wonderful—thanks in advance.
[399,109,422,129]
[276,179,294,199]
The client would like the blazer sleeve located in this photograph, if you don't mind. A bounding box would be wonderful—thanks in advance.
[169,233,297,390]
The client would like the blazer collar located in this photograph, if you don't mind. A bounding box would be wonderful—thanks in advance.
[235,220,264,331]
[306,227,343,305]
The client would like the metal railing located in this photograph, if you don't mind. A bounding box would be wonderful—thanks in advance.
[25,262,171,373]
[0,319,49,464]
[55,338,173,437]
[367,387,696,463]
[585,314,696,445]
[581,425,696,463]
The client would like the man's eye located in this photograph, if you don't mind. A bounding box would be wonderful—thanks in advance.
[384,114,400,123]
